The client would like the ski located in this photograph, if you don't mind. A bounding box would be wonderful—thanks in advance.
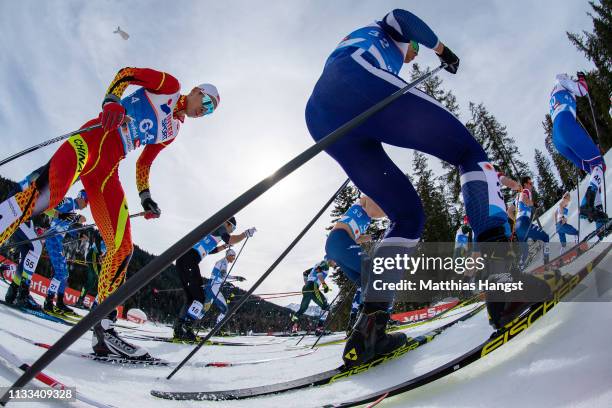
[0,327,314,368]
[0,342,117,408]
[325,230,612,407]
[150,303,485,401]
[121,333,282,346]
[0,299,72,326]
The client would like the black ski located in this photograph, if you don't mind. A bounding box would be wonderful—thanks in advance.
[150,304,485,401]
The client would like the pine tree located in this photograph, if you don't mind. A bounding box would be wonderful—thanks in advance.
[534,149,561,209]
[409,64,463,203]
[542,114,580,191]
[466,102,531,203]
[566,0,612,150]
[412,152,453,242]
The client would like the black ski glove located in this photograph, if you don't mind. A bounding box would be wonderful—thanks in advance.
[139,189,161,219]
[437,46,460,74]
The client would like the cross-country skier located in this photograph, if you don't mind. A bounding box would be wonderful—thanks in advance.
[5,170,52,310]
[75,233,106,309]
[514,176,550,266]
[291,258,335,335]
[454,216,473,258]
[202,248,245,328]
[550,72,607,223]
[555,191,579,254]
[173,217,256,341]
[4,221,43,310]
[306,9,509,367]
[0,67,221,359]
[43,190,89,317]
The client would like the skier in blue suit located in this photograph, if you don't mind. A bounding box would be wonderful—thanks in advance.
[306,9,510,367]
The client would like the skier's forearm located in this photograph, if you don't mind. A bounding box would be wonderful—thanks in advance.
[135,141,173,193]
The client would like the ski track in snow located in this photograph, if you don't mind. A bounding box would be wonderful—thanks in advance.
[1,152,612,407]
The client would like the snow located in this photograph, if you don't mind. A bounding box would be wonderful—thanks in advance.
[0,155,611,407]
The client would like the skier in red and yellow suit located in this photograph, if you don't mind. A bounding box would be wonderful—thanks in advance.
[0,67,220,358]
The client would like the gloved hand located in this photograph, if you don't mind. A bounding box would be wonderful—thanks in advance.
[243,227,257,238]
[100,95,126,132]
[437,45,460,74]
[139,189,161,219]
[322,283,330,293]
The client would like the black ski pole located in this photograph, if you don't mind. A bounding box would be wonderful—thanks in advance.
[0,212,145,251]
[585,93,607,212]
[166,178,350,379]
[311,284,356,349]
[1,65,444,399]
[0,124,101,168]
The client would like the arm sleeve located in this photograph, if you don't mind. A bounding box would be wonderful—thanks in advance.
[379,9,439,48]
[135,138,175,193]
[105,67,180,102]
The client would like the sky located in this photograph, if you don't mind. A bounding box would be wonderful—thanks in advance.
[0,1,597,306]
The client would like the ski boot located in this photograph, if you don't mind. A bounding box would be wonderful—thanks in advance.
[580,187,608,223]
[342,303,407,369]
[15,282,42,311]
[173,318,198,342]
[43,293,56,313]
[5,282,19,304]
[92,312,150,359]
[56,294,79,318]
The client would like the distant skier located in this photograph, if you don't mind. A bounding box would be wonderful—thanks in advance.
[514,176,550,266]
[4,220,43,310]
[291,258,335,335]
[173,217,256,341]
[113,26,129,40]
[550,72,607,223]
[76,233,106,309]
[202,248,242,328]
[555,191,579,254]
[43,190,89,317]
[454,216,473,257]
[0,66,221,359]
[306,9,511,366]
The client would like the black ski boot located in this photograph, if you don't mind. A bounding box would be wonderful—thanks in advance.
[43,293,56,313]
[342,303,406,369]
[173,318,197,342]
[92,312,150,358]
[15,282,42,311]
[56,293,78,317]
[5,282,19,304]
[580,187,608,222]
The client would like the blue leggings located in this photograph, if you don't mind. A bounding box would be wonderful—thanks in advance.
[556,222,578,246]
[325,229,362,283]
[516,216,550,264]
[46,235,68,296]
[306,50,507,240]
[552,112,603,171]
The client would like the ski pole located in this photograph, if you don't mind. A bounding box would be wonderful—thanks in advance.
[576,169,581,241]
[585,94,607,212]
[294,287,343,346]
[3,65,444,397]
[0,212,145,251]
[311,284,357,349]
[0,124,101,168]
